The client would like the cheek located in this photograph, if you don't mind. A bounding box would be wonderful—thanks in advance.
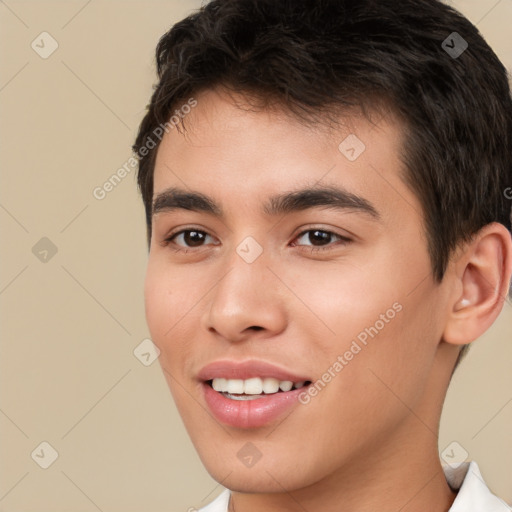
[144,260,189,357]
[143,263,169,342]
[287,259,398,348]
[288,254,437,406]
[144,258,214,390]
[327,290,441,437]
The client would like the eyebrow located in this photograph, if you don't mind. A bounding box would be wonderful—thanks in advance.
[152,185,380,220]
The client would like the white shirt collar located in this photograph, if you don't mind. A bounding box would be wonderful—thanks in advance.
[198,460,511,512]
[444,461,511,511]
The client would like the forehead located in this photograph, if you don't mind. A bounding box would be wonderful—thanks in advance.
[152,88,419,224]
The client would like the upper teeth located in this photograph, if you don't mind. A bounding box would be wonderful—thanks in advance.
[211,377,306,394]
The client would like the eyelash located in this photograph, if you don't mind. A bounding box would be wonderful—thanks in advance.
[161,227,352,254]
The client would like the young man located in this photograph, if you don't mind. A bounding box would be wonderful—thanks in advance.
[133,0,512,510]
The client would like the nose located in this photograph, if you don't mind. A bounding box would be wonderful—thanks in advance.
[200,247,288,343]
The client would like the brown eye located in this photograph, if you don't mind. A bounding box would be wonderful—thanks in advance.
[177,230,208,247]
[293,229,351,250]
[164,229,216,249]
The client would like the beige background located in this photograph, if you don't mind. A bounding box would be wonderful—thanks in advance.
[0,1,511,510]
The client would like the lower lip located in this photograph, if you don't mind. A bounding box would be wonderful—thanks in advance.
[202,382,307,428]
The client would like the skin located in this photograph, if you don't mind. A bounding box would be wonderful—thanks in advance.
[144,87,512,512]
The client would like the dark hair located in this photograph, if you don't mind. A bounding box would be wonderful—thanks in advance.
[133,0,512,367]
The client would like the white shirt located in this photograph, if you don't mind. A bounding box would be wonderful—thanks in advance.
[197,461,511,512]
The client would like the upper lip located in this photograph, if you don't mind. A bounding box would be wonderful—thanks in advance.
[197,359,311,383]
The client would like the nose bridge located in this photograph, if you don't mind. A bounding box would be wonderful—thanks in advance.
[215,240,274,312]
[202,238,286,340]
[221,233,274,298]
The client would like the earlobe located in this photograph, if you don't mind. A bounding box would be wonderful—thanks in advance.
[443,223,512,346]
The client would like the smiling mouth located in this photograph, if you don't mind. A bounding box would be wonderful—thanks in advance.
[206,378,312,400]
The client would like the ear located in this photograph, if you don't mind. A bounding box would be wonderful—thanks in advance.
[443,222,512,346]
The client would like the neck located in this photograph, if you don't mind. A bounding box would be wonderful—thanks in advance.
[229,427,457,512]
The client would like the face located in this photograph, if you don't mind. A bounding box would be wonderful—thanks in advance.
[144,88,451,492]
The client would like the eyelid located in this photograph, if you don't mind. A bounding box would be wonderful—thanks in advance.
[290,227,352,252]
[161,225,217,248]
[293,226,353,242]
[161,225,352,253]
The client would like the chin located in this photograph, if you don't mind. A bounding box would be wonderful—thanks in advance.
[196,446,320,493]
[208,466,307,493]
